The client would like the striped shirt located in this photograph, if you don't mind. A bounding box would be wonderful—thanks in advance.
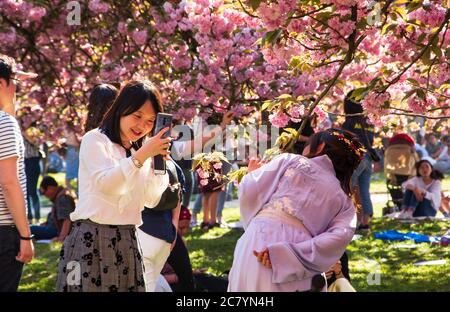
[0,111,27,225]
[23,138,41,158]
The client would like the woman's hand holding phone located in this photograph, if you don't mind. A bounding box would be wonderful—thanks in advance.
[134,127,172,163]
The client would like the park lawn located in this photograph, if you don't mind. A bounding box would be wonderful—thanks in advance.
[19,206,449,292]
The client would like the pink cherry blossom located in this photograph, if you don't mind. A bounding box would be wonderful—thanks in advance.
[269,111,290,128]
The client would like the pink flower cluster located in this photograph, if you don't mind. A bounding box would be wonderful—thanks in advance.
[269,111,290,128]
[88,0,110,14]
[409,4,447,28]
[362,92,390,115]
[28,6,46,22]
[407,95,437,114]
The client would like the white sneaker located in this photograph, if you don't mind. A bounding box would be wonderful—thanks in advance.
[404,209,414,219]
[398,210,407,219]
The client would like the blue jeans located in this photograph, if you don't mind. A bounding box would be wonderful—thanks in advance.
[65,145,79,180]
[30,224,58,240]
[193,186,229,219]
[401,190,437,217]
[351,154,374,217]
[193,194,202,215]
[216,190,226,219]
[25,157,41,221]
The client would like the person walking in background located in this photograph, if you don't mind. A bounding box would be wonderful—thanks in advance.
[172,119,195,210]
[425,133,443,159]
[0,54,36,291]
[22,133,43,224]
[434,135,450,174]
[64,121,81,192]
[342,91,375,231]
[172,112,233,227]
[84,83,118,133]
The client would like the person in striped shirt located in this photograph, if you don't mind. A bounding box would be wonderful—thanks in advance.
[0,54,37,291]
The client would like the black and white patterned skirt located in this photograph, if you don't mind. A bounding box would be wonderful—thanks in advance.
[56,219,145,292]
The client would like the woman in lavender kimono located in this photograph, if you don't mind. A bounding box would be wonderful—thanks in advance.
[228,128,364,292]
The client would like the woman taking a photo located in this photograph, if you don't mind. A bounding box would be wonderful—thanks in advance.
[57,80,171,292]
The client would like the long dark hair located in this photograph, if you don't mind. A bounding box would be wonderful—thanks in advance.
[416,159,444,180]
[100,80,164,150]
[84,83,118,133]
[305,128,364,195]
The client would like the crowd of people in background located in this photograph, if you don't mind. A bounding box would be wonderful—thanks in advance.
[0,53,448,293]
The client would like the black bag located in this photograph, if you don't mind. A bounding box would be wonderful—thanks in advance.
[152,162,182,211]
[194,272,228,292]
[367,147,381,162]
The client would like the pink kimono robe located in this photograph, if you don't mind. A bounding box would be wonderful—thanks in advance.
[228,153,357,291]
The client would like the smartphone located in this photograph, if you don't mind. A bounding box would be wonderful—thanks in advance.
[152,113,173,175]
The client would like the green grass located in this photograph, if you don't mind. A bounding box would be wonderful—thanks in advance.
[19,242,62,292]
[19,206,449,292]
[20,172,450,291]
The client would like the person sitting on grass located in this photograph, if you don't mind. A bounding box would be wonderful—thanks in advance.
[30,176,76,242]
[399,158,443,218]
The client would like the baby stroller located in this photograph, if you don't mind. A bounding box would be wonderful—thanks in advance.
[383,134,419,215]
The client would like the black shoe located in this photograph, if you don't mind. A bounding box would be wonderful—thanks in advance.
[200,222,210,231]
[356,224,370,232]
[208,222,221,229]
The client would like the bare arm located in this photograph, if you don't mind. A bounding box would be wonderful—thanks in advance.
[0,157,31,238]
[0,157,34,263]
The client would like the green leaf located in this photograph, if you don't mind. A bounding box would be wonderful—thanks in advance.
[416,89,426,100]
[421,47,432,65]
[417,33,427,44]
[431,45,442,59]
[289,56,301,68]
[382,23,397,35]
[261,100,278,112]
[246,0,263,10]
[261,29,283,46]
[394,6,407,20]
[406,78,420,86]
[406,1,423,13]
[402,89,417,101]
[283,128,298,136]
[351,87,368,101]
[405,24,415,33]
[277,94,293,100]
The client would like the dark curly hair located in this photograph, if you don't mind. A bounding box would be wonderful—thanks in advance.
[305,128,364,195]
[84,83,118,133]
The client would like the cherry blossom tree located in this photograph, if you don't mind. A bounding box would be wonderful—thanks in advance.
[0,0,448,144]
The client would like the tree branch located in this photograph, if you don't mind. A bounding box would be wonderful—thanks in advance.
[379,9,450,94]
[289,5,360,149]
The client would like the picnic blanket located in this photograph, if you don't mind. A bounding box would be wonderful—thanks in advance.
[373,230,449,245]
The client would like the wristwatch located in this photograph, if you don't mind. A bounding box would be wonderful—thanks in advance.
[20,234,34,240]
[131,156,143,169]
